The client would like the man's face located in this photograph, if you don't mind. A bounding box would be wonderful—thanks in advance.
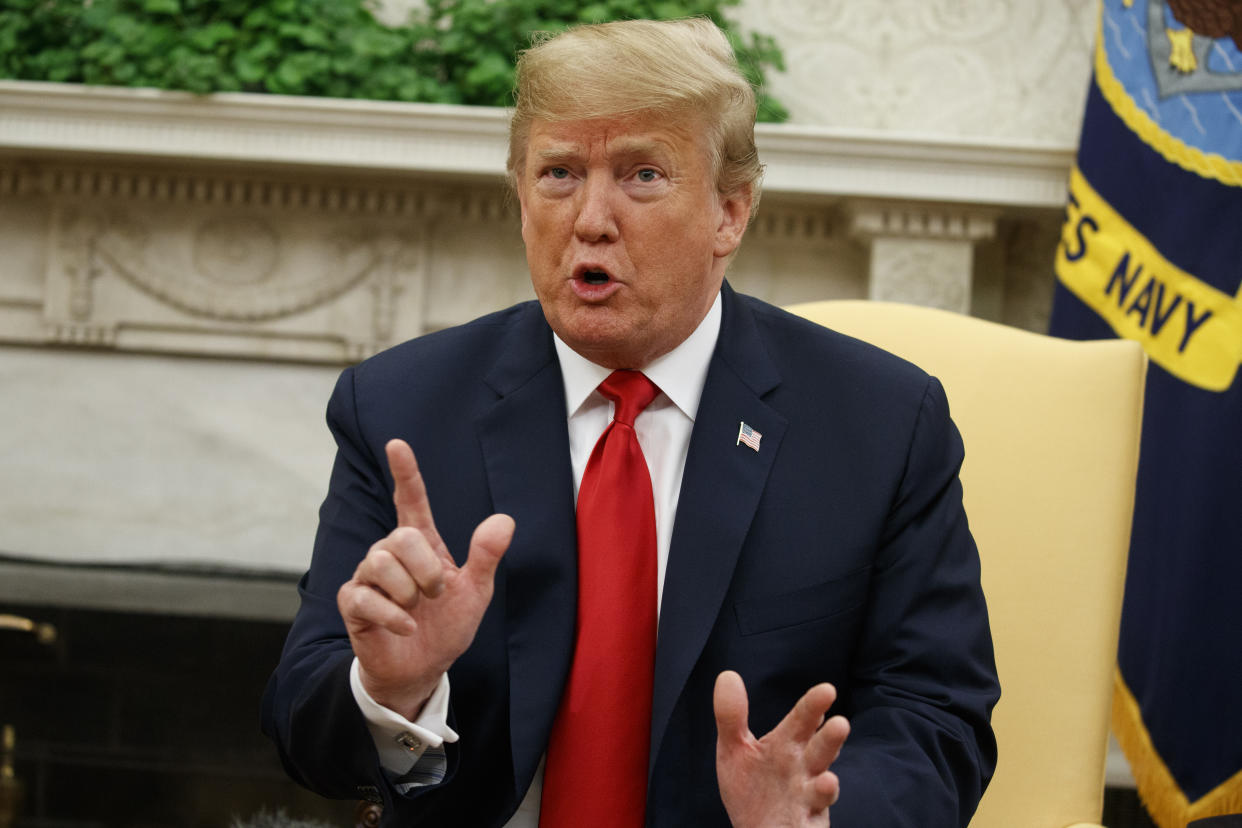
[516,113,751,369]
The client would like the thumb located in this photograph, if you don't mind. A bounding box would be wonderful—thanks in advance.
[462,513,514,588]
[713,670,752,746]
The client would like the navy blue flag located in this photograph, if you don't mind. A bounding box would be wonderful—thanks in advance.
[1049,1,1242,825]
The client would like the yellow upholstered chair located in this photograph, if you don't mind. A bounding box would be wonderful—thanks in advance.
[784,300,1146,828]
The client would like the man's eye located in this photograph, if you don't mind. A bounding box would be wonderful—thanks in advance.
[636,168,660,183]
[547,167,570,179]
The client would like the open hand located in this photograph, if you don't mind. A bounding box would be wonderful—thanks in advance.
[714,670,850,828]
[337,438,514,720]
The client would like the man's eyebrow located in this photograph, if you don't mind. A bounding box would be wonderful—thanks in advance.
[531,137,676,165]
[532,146,582,164]
[608,136,675,159]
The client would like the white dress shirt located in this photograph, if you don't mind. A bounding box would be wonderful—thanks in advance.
[351,293,723,822]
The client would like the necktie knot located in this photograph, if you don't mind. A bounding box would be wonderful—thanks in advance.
[598,370,659,427]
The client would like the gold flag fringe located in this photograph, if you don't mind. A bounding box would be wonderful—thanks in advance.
[1113,669,1242,828]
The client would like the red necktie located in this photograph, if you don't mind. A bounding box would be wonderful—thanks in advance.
[540,370,660,828]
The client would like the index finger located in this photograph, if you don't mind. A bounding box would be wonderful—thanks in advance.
[770,682,837,745]
[386,439,442,543]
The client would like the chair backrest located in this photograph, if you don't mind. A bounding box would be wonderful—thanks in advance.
[784,300,1146,828]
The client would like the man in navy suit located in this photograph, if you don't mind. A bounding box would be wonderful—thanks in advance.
[263,17,999,827]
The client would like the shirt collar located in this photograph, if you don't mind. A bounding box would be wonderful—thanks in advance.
[553,291,722,422]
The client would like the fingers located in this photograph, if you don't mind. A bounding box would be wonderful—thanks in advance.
[386,439,443,546]
[774,681,838,744]
[810,769,841,808]
[360,526,447,601]
[714,676,847,825]
[338,524,450,636]
[345,508,512,631]
[338,579,415,636]
[462,514,515,589]
[713,670,753,746]
[804,714,850,776]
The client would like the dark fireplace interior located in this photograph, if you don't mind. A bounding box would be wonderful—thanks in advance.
[2,599,359,828]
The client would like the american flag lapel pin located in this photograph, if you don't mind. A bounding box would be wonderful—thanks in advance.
[736,421,762,452]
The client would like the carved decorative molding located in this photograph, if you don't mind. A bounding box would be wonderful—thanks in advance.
[60,209,403,322]
[0,81,1075,209]
[750,204,837,240]
[1,161,513,218]
[847,202,999,242]
[0,152,525,363]
[37,204,441,360]
[847,203,999,313]
[0,83,1070,365]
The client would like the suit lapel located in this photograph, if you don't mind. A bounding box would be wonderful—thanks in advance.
[649,287,788,774]
[475,306,579,800]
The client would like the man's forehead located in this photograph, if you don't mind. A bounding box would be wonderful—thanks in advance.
[527,116,702,159]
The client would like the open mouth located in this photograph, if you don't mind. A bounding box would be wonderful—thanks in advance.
[571,265,618,299]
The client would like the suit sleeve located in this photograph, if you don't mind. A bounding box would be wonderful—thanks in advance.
[260,366,461,809]
[830,376,1000,827]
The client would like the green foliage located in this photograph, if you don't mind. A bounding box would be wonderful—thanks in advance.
[0,0,788,120]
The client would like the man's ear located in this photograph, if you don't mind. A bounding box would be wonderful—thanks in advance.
[714,187,753,258]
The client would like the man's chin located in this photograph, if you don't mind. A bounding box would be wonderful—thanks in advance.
[556,326,648,370]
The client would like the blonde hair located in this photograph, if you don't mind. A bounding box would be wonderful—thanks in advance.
[507,17,763,208]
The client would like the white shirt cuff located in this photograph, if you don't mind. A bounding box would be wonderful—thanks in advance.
[350,657,459,784]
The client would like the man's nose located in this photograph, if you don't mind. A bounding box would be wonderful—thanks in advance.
[573,174,619,242]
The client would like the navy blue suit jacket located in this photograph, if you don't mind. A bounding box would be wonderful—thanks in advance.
[263,284,999,826]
